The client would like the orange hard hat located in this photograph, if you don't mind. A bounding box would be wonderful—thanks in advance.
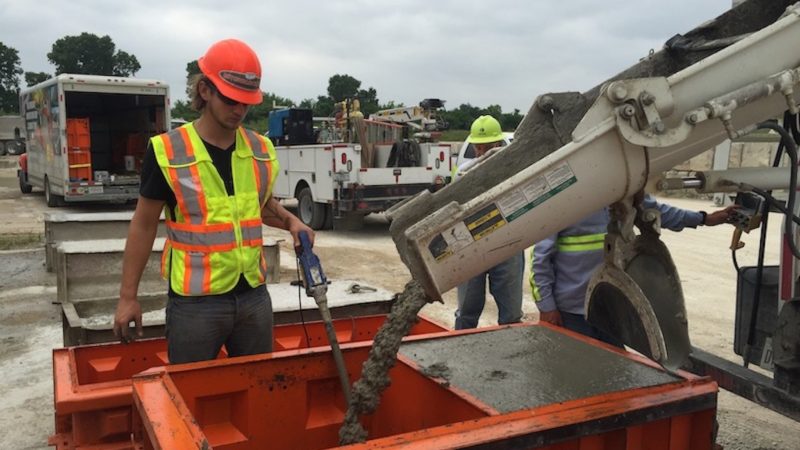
[198,39,263,105]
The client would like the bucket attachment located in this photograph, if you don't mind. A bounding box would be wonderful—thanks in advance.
[587,231,691,371]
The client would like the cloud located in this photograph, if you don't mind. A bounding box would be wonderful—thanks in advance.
[1,0,732,112]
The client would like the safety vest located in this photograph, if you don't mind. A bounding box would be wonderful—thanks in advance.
[152,123,279,296]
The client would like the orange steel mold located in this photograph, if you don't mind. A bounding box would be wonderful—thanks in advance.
[49,315,447,450]
[132,324,719,450]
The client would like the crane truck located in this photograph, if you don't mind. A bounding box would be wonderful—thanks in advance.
[386,0,800,423]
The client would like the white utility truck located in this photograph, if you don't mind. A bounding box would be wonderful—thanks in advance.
[269,107,454,229]
[17,74,170,206]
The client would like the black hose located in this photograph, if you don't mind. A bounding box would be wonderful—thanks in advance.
[756,121,800,259]
[741,119,798,367]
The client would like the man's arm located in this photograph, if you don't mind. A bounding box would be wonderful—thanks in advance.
[530,234,561,325]
[114,196,164,342]
[261,196,315,246]
[643,194,737,231]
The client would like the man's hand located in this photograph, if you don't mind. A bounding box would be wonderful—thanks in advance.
[113,297,143,343]
[538,309,562,326]
[287,215,315,248]
[705,204,740,226]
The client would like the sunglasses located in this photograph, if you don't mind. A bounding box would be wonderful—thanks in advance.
[205,80,246,107]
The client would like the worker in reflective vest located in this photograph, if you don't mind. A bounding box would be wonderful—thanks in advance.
[530,196,736,345]
[114,39,314,364]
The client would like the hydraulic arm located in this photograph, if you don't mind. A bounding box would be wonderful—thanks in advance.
[387,3,800,369]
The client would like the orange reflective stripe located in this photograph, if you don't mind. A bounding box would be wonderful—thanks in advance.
[183,251,192,295]
[202,253,211,294]
[188,164,208,224]
[178,127,195,158]
[168,167,192,222]
[240,219,263,247]
[161,240,171,279]
[252,158,262,203]
[168,220,234,233]
[162,134,174,161]
[169,241,237,253]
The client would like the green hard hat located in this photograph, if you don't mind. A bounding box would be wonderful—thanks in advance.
[467,115,504,144]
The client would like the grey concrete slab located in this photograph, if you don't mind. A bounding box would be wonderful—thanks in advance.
[400,325,680,413]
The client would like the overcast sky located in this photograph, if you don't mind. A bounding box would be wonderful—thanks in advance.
[2,0,733,113]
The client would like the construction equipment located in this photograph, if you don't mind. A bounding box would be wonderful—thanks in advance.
[295,230,352,403]
[369,98,449,141]
[387,0,800,420]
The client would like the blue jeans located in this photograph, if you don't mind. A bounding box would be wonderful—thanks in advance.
[454,252,524,329]
[165,284,273,364]
[560,311,624,348]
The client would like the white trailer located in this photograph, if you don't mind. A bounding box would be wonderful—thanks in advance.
[272,141,454,229]
[17,74,170,206]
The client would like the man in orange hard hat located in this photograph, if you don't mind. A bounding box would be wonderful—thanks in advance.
[114,39,314,364]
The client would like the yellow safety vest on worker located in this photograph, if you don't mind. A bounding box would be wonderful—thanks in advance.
[151,123,279,296]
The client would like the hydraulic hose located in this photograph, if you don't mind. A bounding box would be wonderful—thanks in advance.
[741,117,799,367]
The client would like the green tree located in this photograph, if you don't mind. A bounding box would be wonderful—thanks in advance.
[313,95,335,117]
[47,33,140,76]
[24,71,50,87]
[112,50,140,77]
[357,87,380,117]
[327,74,361,102]
[171,99,199,122]
[500,108,524,131]
[0,42,23,113]
[183,60,200,96]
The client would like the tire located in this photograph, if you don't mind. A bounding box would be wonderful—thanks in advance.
[296,187,326,229]
[323,204,333,230]
[18,170,32,194]
[45,176,64,207]
[0,141,7,156]
[6,141,24,155]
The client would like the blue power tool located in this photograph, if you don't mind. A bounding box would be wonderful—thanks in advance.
[295,231,352,404]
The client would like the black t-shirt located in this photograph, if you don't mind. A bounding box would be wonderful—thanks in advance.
[141,138,253,297]
[140,139,236,207]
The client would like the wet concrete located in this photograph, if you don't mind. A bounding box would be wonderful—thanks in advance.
[338,280,431,445]
[400,326,679,413]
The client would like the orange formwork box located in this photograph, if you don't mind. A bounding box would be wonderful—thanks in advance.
[132,324,719,450]
[49,315,447,450]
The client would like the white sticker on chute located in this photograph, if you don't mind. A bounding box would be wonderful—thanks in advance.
[498,162,577,222]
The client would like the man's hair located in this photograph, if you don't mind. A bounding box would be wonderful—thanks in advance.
[189,74,208,111]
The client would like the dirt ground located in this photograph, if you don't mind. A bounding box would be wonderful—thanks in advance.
[0,156,798,449]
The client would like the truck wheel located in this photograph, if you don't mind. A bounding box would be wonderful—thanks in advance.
[323,204,334,230]
[297,187,326,230]
[18,170,32,194]
[45,176,64,207]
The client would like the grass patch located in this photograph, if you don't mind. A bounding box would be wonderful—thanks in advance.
[0,233,43,250]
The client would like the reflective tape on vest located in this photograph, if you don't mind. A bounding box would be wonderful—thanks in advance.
[556,233,606,252]
[166,221,237,252]
[242,129,273,206]
[240,219,263,247]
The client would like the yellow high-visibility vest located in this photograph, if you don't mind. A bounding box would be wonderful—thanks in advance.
[152,123,279,296]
